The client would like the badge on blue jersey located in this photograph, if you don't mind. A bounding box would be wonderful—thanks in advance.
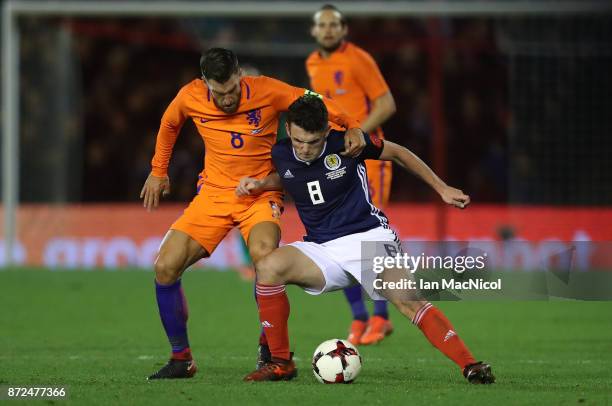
[324,154,341,170]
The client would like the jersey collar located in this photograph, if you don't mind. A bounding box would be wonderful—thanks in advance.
[241,78,251,101]
[317,40,348,59]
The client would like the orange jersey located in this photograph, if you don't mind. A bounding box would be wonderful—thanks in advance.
[306,41,390,135]
[151,75,359,189]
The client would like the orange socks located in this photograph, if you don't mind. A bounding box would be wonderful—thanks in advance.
[255,283,291,361]
[414,303,476,369]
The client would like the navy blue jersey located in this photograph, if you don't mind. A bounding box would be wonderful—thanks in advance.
[272,130,389,243]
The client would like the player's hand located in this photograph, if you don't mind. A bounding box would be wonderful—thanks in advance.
[439,185,470,209]
[342,128,366,157]
[140,173,170,211]
[236,177,263,197]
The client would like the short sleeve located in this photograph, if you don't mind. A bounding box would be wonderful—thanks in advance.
[352,48,390,101]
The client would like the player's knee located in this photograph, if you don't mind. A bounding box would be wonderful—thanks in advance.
[154,256,182,285]
[254,254,287,285]
[248,240,277,264]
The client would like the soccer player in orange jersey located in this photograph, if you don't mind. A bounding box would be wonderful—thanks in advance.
[306,4,397,346]
[141,48,365,379]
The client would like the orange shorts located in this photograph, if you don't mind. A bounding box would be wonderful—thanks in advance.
[365,159,392,209]
[171,185,284,255]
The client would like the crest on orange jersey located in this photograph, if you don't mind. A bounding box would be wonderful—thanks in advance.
[333,70,344,86]
[246,109,261,127]
[269,201,283,219]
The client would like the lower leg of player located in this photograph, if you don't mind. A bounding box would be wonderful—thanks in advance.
[411,303,476,369]
[245,245,321,381]
[155,279,192,360]
[253,281,268,341]
[246,221,282,368]
[344,285,369,321]
[381,272,474,369]
[373,300,389,319]
[412,303,495,383]
[148,279,197,380]
[382,273,494,384]
[253,280,271,369]
[344,286,369,345]
[244,283,297,381]
[256,283,291,361]
[148,230,205,380]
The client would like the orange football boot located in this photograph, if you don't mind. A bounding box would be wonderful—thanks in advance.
[360,316,394,345]
[347,320,368,345]
[243,356,297,382]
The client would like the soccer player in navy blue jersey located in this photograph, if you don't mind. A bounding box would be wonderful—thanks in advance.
[238,95,494,384]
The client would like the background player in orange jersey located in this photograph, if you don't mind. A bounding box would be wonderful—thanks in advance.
[141,47,366,380]
[307,4,397,346]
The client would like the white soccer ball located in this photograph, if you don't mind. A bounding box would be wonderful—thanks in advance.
[312,339,362,384]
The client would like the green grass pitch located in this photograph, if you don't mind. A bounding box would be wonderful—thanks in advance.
[1,270,611,405]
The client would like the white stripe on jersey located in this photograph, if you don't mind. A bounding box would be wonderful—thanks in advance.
[357,163,389,229]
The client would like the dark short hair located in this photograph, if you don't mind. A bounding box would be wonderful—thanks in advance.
[287,95,328,133]
[200,48,239,83]
[315,4,347,26]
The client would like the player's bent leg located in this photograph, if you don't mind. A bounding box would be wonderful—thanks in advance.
[155,230,209,285]
[244,247,325,382]
[149,230,208,380]
[255,246,326,289]
[378,269,495,384]
[247,221,281,264]
[343,286,369,345]
[245,221,281,368]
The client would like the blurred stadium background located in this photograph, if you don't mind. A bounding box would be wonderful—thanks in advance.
[1,0,612,269]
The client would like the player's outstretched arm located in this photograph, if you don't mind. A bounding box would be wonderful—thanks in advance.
[235,173,283,197]
[379,141,470,209]
[140,173,171,211]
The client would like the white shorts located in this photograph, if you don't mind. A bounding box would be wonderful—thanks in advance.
[289,226,401,299]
